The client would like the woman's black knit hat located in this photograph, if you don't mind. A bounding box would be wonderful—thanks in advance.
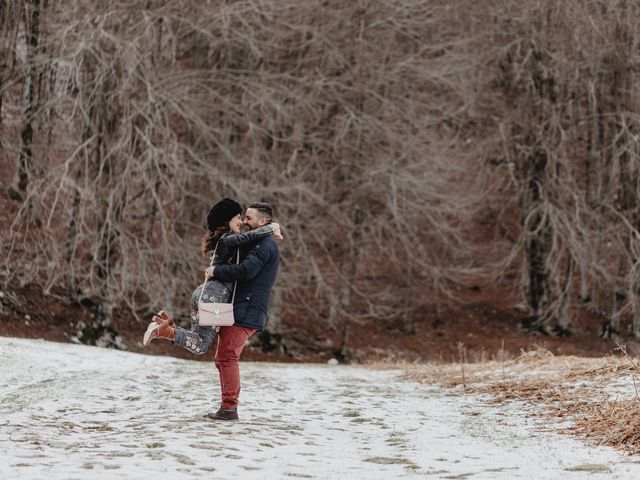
[206,197,243,231]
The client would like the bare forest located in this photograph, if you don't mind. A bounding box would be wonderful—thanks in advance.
[2,0,640,361]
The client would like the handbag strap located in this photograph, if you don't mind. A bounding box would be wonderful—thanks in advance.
[229,249,240,303]
[197,241,240,304]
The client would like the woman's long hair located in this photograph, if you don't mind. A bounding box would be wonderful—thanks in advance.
[201,226,228,258]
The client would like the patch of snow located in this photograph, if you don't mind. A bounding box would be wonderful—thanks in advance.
[1,337,639,479]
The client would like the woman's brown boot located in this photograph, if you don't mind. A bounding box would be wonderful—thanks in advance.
[156,310,175,327]
[143,315,176,346]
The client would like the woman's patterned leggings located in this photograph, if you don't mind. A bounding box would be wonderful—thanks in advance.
[172,280,232,355]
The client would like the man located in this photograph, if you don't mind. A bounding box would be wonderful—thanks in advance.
[206,202,281,421]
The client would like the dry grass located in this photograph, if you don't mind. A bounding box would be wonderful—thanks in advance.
[569,400,640,455]
[402,346,640,455]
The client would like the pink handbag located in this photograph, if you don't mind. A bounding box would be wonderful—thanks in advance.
[197,245,239,327]
[198,300,235,327]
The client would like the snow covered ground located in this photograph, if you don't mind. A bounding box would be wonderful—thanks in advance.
[1,337,639,479]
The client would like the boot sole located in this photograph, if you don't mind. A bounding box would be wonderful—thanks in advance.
[205,412,239,421]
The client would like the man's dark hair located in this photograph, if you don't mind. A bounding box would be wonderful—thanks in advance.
[248,202,273,222]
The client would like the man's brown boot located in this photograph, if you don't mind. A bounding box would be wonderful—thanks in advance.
[207,407,239,421]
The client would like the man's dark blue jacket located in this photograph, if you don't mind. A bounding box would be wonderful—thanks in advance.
[212,235,280,331]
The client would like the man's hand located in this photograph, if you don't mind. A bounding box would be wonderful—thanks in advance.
[205,266,215,279]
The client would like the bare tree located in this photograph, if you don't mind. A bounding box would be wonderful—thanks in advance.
[5,0,640,355]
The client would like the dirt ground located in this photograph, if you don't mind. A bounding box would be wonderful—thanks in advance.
[0,276,631,365]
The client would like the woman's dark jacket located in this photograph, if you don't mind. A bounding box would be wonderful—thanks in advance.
[212,225,274,266]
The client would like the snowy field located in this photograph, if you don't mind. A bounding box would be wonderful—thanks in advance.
[1,337,639,479]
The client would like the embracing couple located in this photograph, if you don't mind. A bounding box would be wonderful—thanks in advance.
[142,198,282,421]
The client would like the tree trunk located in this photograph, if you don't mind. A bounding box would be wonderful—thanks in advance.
[631,260,640,338]
[338,207,364,361]
[522,149,552,330]
[556,256,574,333]
[13,0,42,196]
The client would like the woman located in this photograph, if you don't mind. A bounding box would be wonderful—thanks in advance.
[142,197,281,354]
